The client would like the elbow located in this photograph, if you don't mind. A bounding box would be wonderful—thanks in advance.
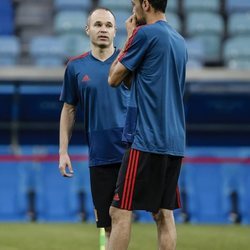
[108,76,120,87]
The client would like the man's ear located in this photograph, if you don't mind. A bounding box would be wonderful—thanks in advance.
[142,0,150,11]
[85,25,89,36]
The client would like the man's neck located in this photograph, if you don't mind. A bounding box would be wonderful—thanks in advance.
[146,12,166,24]
[91,45,115,61]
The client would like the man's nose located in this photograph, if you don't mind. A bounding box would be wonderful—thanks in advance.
[100,25,107,32]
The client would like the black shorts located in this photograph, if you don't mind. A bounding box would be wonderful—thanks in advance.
[112,148,182,213]
[90,163,120,228]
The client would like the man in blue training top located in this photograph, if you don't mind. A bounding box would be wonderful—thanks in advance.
[108,0,188,249]
[58,8,129,249]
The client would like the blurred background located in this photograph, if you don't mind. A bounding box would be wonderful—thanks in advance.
[0,0,250,229]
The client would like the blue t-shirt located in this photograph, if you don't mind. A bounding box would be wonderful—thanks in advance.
[60,50,130,166]
[119,21,188,156]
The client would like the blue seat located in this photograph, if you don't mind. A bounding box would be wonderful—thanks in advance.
[167,0,179,13]
[186,38,205,68]
[186,12,224,62]
[0,36,20,65]
[0,162,29,221]
[59,34,90,57]
[29,36,66,67]
[0,0,14,35]
[54,11,88,34]
[223,36,250,69]
[113,9,131,33]
[99,0,130,10]
[54,0,92,12]
[228,13,250,37]
[226,0,250,14]
[183,0,220,13]
[167,12,182,33]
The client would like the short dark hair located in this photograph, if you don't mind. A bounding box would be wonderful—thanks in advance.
[140,0,168,13]
[87,7,116,25]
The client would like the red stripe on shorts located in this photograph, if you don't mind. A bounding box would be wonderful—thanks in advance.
[128,150,140,210]
[121,149,135,209]
[176,186,182,208]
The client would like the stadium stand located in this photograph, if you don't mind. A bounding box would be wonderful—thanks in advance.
[183,0,221,13]
[226,0,250,13]
[54,0,92,12]
[185,12,224,63]
[0,36,20,66]
[227,12,250,37]
[1,0,250,225]
[223,36,250,69]
[29,36,66,67]
[0,0,14,35]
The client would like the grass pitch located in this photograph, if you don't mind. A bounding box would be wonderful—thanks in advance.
[0,223,249,250]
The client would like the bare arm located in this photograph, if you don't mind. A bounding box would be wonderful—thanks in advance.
[108,58,130,88]
[59,103,76,177]
[108,14,137,88]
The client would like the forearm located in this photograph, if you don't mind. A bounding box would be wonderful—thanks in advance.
[59,103,76,155]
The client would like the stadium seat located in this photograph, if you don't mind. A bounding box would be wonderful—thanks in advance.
[54,0,92,12]
[29,36,66,67]
[226,0,250,14]
[183,0,221,13]
[0,36,20,66]
[186,12,224,62]
[166,0,179,13]
[223,36,250,69]
[113,9,131,33]
[0,162,29,221]
[185,38,205,68]
[59,34,90,57]
[15,2,53,28]
[167,12,182,33]
[0,0,14,35]
[98,0,130,11]
[228,13,250,37]
[54,11,88,34]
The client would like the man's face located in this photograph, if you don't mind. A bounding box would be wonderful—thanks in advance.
[86,9,116,48]
[132,0,147,26]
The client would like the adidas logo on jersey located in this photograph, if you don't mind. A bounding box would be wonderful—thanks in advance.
[82,74,90,82]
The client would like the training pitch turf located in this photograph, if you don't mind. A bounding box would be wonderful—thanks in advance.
[0,223,249,250]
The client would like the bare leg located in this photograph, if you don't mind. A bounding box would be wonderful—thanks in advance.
[104,227,111,250]
[152,209,177,250]
[108,206,132,250]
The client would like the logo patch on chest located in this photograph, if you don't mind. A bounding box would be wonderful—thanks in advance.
[82,74,91,82]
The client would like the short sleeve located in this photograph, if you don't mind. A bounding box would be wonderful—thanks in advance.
[59,62,79,106]
[118,27,148,72]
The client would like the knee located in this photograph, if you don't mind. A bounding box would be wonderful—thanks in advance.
[109,206,132,226]
[152,209,173,224]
